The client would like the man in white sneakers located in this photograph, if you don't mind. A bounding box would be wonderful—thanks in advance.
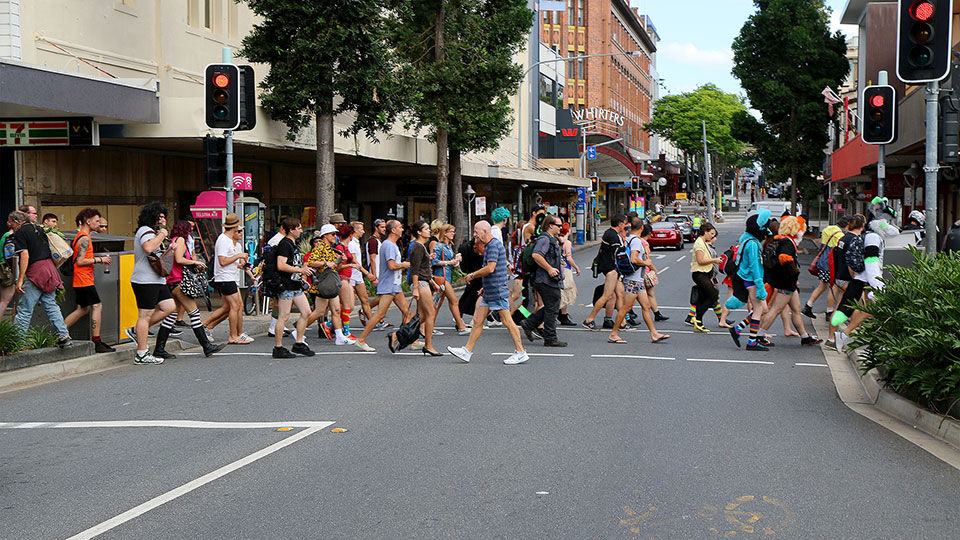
[447,221,528,365]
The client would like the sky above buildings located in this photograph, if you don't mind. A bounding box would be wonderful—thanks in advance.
[633,0,856,100]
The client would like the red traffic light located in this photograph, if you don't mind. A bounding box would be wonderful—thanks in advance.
[212,73,230,88]
[870,94,885,108]
[910,1,935,21]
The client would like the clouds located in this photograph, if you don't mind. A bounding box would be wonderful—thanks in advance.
[660,42,735,70]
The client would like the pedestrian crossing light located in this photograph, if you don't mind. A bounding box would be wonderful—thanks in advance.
[896,0,953,83]
[862,85,897,145]
[631,176,640,191]
[204,134,227,186]
[205,63,240,130]
[590,173,600,193]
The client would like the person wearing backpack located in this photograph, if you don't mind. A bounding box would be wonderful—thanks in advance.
[756,217,821,347]
[606,217,670,344]
[61,208,116,353]
[801,216,848,320]
[582,215,627,330]
[519,215,566,347]
[725,208,772,351]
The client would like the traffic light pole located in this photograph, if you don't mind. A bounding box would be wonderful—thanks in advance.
[702,121,715,223]
[877,71,888,198]
[222,47,235,217]
[924,81,939,256]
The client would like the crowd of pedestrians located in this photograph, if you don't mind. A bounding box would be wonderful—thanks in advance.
[0,194,902,366]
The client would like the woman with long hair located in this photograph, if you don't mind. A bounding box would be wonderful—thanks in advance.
[409,219,442,356]
[129,201,176,364]
[557,222,580,326]
[757,216,821,346]
[167,220,225,356]
[432,223,469,335]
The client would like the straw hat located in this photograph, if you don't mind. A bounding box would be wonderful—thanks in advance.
[223,213,240,228]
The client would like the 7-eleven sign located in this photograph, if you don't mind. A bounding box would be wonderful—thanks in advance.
[0,119,94,147]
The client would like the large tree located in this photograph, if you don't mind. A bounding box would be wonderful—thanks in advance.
[732,0,848,214]
[392,0,530,233]
[644,83,748,198]
[240,0,403,226]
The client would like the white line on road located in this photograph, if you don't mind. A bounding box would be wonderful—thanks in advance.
[657,266,670,273]
[64,424,329,540]
[0,420,335,429]
[591,354,676,361]
[686,358,775,365]
[676,256,687,262]
[795,363,829,368]
[490,352,576,357]
[654,254,666,260]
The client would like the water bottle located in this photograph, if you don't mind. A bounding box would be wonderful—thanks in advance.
[102,249,110,274]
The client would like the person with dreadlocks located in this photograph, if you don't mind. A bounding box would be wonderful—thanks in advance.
[726,208,773,351]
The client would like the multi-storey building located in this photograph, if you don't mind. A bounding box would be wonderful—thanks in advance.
[536,0,658,218]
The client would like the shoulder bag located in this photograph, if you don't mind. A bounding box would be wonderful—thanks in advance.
[432,243,447,288]
[145,229,176,277]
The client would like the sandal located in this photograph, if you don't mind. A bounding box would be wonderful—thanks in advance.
[607,337,628,344]
[651,335,670,343]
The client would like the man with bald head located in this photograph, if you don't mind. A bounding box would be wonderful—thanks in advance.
[355,219,413,351]
[447,220,528,365]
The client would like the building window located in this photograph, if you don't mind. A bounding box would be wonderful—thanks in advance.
[203,0,214,30]
[539,73,556,106]
[577,0,584,26]
[568,0,574,26]
[568,51,577,79]
[556,84,564,106]
[578,58,584,79]
[228,0,238,39]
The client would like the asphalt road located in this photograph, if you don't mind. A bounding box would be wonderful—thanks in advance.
[2,213,960,539]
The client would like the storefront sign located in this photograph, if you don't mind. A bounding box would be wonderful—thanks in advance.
[475,196,486,216]
[571,107,626,127]
[675,192,688,200]
[0,118,97,148]
[233,173,253,191]
[193,209,223,219]
[631,196,645,218]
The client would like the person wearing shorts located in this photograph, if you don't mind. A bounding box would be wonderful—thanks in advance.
[63,208,115,353]
[347,221,376,328]
[607,218,669,344]
[271,218,315,358]
[726,209,772,351]
[203,213,252,344]
[354,220,413,352]
[129,202,176,364]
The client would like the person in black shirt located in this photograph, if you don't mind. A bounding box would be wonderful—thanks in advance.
[582,215,627,330]
[521,215,566,346]
[826,214,865,349]
[272,217,315,358]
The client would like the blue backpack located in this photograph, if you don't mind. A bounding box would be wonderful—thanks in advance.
[614,236,641,275]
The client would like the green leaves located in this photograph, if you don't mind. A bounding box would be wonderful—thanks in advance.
[644,84,748,158]
[851,247,960,413]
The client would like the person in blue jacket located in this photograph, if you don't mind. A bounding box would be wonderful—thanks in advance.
[726,208,773,350]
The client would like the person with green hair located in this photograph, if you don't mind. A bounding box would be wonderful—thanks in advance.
[491,207,510,245]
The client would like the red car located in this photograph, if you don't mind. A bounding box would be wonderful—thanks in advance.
[648,221,685,250]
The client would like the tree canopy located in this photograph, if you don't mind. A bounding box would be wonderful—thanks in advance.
[643,83,748,158]
[732,0,849,211]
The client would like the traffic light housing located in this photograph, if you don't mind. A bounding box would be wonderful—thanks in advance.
[862,85,897,145]
[896,0,953,84]
[630,176,640,191]
[204,135,227,186]
[590,174,599,193]
[205,63,240,130]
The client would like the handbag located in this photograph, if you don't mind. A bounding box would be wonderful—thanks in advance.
[178,265,207,299]
[146,230,175,277]
[808,245,826,276]
[314,268,342,299]
[644,269,659,288]
[394,313,422,351]
[690,285,700,306]
[432,243,447,287]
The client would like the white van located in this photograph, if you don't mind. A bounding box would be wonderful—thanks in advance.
[747,200,802,219]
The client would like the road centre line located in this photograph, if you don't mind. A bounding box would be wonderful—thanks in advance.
[676,256,686,262]
[64,424,329,540]
[657,266,670,273]
[0,420,335,429]
[687,358,775,365]
[591,354,676,361]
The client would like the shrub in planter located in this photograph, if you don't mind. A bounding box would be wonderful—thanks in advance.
[25,325,58,351]
[0,319,26,356]
[850,247,960,414]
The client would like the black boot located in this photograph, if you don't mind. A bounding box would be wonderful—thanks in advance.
[193,327,226,357]
[654,310,669,322]
[153,327,177,360]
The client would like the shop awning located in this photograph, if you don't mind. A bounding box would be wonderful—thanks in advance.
[0,59,159,124]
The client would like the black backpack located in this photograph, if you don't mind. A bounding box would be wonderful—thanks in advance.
[520,235,540,276]
[260,244,283,296]
[720,244,738,275]
[761,243,778,271]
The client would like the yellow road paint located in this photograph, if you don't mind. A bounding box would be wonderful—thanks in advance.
[330,428,348,433]
[276,427,293,432]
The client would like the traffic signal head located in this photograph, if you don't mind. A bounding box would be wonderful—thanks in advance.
[897,0,953,83]
[204,135,227,186]
[630,176,640,191]
[205,64,240,130]
[862,85,897,145]
[590,174,599,193]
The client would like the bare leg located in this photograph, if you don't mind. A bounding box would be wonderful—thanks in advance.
[585,270,619,323]
[136,308,154,351]
[636,290,667,341]
[357,294,393,345]
[354,283,374,322]
[497,308,525,353]
[292,293,311,343]
[607,293,637,342]
[63,305,91,328]
[275,298,293,347]
[464,305,490,351]
[417,294,437,351]
[0,285,15,317]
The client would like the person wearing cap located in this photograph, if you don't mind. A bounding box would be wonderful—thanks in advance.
[203,213,252,344]
[304,224,356,346]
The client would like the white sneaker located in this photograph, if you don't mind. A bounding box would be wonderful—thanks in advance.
[134,352,164,365]
[503,350,529,365]
[835,330,850,352]
[432,329,444,336]
[336,335,357,345]
[484,320,503,328]
[447,346,472,363]
[355,341,375,352]
[457,328,471,336]
[237,332,254,343]
[204,327,215,342]
[291,329,306,345]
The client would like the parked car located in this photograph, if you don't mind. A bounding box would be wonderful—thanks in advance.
[665,215,694,241]
[767,185,783,198]
[648,221,685,250]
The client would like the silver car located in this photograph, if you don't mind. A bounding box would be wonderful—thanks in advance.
[665,215,693,242]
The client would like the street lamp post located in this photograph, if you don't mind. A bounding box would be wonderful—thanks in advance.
[465,184,477,227]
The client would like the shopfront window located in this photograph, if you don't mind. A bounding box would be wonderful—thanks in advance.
[539,73,555,105]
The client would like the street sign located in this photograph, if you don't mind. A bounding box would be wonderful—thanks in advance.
[586,146,597,160]
[0,118,98,148]
[233,173,253,191]
[475,196,486,216]
[675,192,688,200]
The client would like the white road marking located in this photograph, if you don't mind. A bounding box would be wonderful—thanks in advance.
[654,254,667,260]
[490,352,576,357]
[795,363,829,368]
[591,354,676,361]
[64,424,329,540]
[686,358,775,365]
[657,266,670,273]
[0,420,335,429]
[676,256,687,262]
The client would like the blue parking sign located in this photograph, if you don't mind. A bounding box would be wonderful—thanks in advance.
[586,146,597,160]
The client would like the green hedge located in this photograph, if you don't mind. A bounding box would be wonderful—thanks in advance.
[850,247,960,414]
